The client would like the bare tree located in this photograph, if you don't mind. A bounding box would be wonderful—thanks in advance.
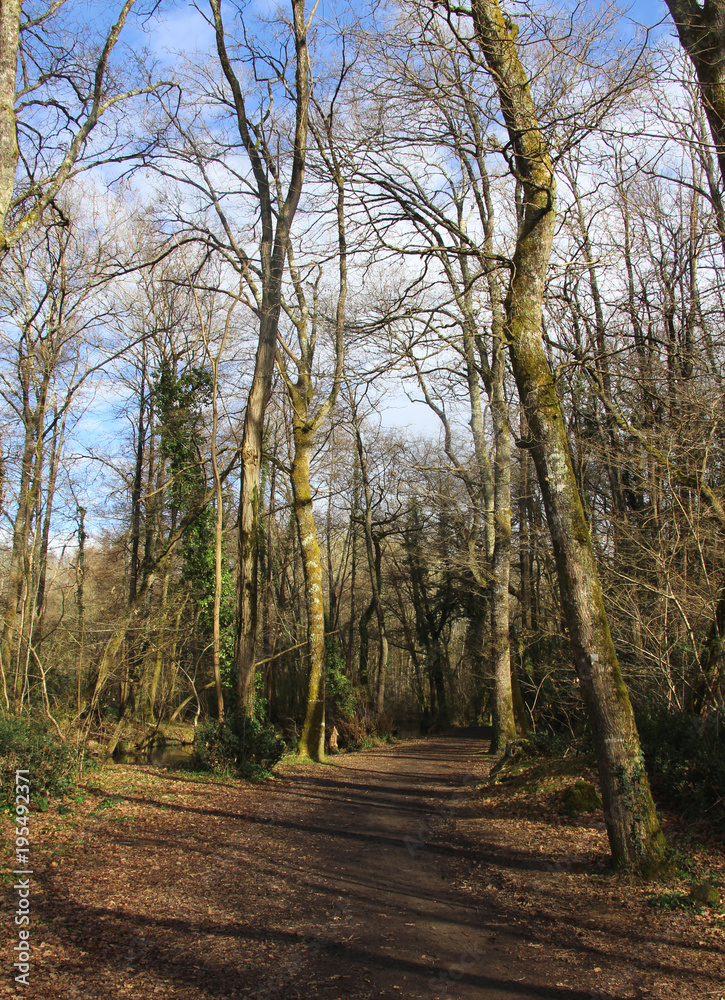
[0,201,119,706]
[276,99,348,760]
[0,0,171,252]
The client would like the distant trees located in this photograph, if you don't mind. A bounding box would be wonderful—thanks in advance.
[0,201,117,708]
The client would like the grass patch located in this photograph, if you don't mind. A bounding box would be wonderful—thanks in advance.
[95,796,120,810]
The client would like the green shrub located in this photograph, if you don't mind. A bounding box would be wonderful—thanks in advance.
[323,638,377,750]
[635,706,724,822]
[191,711,286,779]
[0,714,81,807]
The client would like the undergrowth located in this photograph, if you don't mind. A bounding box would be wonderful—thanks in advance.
[634,706,724,825]
[192,711,287,779]
[0,714,84,809]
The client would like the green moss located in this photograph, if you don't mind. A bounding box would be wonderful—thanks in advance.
[561,779,602,814]
[690,883,721,907]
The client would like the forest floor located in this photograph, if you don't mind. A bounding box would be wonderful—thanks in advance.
[1,729,724,1000]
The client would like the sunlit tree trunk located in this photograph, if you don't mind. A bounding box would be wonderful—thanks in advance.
[469,0,666,872]
[279,105,347,758]
[209,0,312,712]
[292,428,327,760]
[0,0,20,229]
[490,338,516,750]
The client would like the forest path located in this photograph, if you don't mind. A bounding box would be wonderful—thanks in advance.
[5,732,724,999]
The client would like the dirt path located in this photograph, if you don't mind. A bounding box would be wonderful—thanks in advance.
[2,732,724,999]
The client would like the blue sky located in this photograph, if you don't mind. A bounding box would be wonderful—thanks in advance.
[3,0,695,545]
[136,0,679,63]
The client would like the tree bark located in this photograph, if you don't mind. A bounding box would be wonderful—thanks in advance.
[666,0,725,188]
[0,0,21,230]
[292,430,326,760]
[490,337,516,750]
[470,0,666,872]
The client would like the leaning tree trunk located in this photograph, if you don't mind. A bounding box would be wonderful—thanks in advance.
[470,0,666,873]
[292,426,326,761]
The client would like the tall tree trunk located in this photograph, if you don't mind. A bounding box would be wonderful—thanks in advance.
[209,0,311,712]
[148,570,170,722]
[75,506,86,717]
[279,115,347,751]
[358,596,374,690]
[292,429,326,761]
[353,420,388,715]
[490,340,516,751]
[209,356,225,721]
[518,416,533,634]
[1,370,48,682]
[34,410,66,627]
[128,377,147,605]
[0,0,20,230]
[234,361,268,709]
[470,0,666,872]
[347,462,359,677]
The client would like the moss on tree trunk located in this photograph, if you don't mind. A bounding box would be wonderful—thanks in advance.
[471,0,666,873]
[292,428,326,762]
